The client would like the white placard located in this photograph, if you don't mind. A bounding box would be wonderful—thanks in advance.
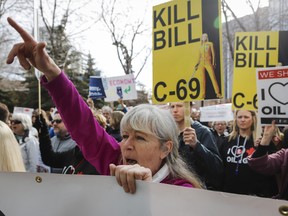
[199,103,234,122]
[13,107,34,118]
[0,172,287,216]
[103,74,137,102]
[256,66,288,126]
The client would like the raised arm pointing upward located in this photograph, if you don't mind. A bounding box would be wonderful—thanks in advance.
[6,17,61,81]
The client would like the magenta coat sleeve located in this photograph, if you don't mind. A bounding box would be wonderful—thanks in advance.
[41,72,121,175]
[248,148,286,175]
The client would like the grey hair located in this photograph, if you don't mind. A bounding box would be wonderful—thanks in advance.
[11,113,32,130]
[121,104,179,144]
[102,106,113,113]
[121,104,203,188]
[212,121,227,127]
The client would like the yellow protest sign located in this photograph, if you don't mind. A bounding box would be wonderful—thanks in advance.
[232,31,287,110]
[152,0,223,104]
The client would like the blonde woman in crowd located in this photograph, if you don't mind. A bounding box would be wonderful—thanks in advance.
[219,110,278,197]
[92,111,107,129]
[0,121,26,172]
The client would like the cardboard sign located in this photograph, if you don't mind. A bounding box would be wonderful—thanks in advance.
[232,31,288,110]
[103,74,137,102]
[256,66,288,126]
[0,172,287,216]
[88,76,106,99]
[200,103,234,122]
[152,0,223,103]
[13,107,34,118]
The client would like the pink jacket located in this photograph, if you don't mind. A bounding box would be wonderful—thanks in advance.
[42,72,194,188]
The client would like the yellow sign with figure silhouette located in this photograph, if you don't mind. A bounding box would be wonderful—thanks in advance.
[232,31,288,110]
[152,0,223,104]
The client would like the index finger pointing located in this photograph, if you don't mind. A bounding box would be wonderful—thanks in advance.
[7,17,35,42]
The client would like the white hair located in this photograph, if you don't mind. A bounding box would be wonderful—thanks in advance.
[120,104,203,188]
[11,113,32,131]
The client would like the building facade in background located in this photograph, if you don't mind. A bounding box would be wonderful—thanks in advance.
[222,0,288,100]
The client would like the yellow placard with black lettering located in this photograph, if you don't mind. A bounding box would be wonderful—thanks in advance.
[152,0,223,104]
[232,32,279,110]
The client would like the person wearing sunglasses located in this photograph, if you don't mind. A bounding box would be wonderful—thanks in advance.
[49,112,77,173]
[30,114,98,175]
[10,113,41,173]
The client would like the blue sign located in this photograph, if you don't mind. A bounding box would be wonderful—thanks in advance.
[89,76,106,99]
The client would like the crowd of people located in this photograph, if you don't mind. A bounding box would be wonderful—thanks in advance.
[1,17,288,201]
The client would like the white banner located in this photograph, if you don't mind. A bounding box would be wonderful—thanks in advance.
[256,66,288,126]
[13,107,34,118]
[103,74,137,102]
[0,172,287,216]
[199,103,234,122]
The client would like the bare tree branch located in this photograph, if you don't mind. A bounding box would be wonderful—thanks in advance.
[221,0,234,61]
[100,0,150,77]
[222,0,247,31]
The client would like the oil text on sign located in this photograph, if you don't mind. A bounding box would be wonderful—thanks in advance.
[235,35,277,68]
[153,1,200,50]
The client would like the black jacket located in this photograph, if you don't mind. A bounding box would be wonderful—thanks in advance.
[178,121,223,190]
[220,135,278,197]
[36,115,99,175]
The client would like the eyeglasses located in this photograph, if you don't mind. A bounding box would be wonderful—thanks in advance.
[11,120,22,124]
[52,119,62,124]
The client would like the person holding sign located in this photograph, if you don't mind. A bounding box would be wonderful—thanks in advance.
[169,102,223,190]
[219,110,278,197]
[6,17,203,194]
[248,121,288,200]
[33,114,99,175]
[193,33,222,99]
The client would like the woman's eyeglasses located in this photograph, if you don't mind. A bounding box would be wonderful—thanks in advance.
[52,119,62,124]
[11,120,22,124]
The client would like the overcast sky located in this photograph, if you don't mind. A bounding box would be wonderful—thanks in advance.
[80,0,269,93]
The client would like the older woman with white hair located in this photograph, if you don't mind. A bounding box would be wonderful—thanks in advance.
[10,113,41,172]
[6,17,203,193]
[0,120,26,172]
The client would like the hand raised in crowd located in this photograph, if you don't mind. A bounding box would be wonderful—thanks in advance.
[33,114,49,138]
[183,127,198,148]
[260,120,276,146]
[254,137,262,147]
[109,164,152,194]
[6,17,61,81]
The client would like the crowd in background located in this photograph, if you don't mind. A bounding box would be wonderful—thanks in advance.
[1,99,288,200]
[1,17,288,201]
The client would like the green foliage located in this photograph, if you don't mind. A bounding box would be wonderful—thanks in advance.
[83,52,101,81]
[19,71,55,110]
[23,78,54,110]
[0,89,14,112]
